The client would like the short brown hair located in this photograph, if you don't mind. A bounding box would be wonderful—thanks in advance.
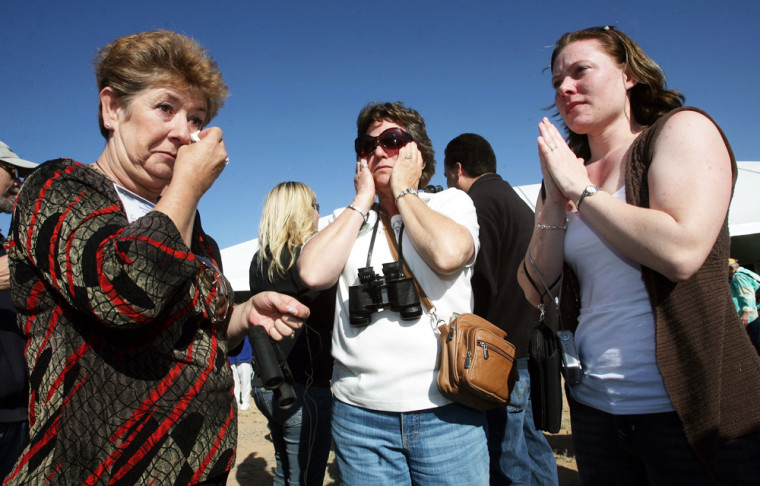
[356,101,436,187]
[93,30,229,139]
[550,27,684,160]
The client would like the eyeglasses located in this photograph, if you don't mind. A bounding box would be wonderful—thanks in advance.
[312,202,320,212]
[195,255,233,324]
[0,163,21,180]
[354,128,413,158]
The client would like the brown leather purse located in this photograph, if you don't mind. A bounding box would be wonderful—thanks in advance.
[437,313,517,411]
[378,210,517,411]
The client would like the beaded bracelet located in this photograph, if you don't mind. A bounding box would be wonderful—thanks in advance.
[536,219,568,231]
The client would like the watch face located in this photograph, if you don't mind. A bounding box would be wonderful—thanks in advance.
[586,185,599,195]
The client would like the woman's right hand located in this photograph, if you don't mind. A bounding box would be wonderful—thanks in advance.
[537,117,589,208]
[353,158,376,209]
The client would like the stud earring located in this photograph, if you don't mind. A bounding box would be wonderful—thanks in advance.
[105,122,111,128]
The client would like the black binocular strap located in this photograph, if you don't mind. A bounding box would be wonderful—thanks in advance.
[378,209,434,312]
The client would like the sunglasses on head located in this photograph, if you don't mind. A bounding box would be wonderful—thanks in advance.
[585,25,615,32]
[355,128,413,158]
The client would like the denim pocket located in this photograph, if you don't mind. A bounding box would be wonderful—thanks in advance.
[507,372,530,413]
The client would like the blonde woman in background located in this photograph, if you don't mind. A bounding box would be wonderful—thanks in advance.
[249,182,336,486]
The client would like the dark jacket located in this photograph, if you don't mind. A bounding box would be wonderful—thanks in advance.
[468,173,547,358]
[0,231,28,423]
[249,249,335,387]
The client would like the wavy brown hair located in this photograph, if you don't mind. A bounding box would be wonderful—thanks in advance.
[93,30,229,139]
[356,101,436,187]
[550,27,684,160]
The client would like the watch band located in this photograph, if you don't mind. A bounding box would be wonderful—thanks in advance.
[395,188,418,204]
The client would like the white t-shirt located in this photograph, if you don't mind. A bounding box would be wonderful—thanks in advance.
[564,186,673,414]
[325,188,479,412]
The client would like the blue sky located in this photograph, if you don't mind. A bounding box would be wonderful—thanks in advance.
[2,0,758,251]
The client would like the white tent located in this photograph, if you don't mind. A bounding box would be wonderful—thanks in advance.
[222,161,760,291]
[221,238,259,293]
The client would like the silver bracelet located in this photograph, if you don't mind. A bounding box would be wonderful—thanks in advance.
[537,219,568,231]
[395,188,418,204]
[346,203,368,223]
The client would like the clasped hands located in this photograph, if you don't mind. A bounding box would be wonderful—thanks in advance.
[537,117,592,209]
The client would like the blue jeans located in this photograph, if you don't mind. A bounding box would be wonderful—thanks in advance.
[486,359,558,485]
[0,421,28,481]
[569,396,760,485]
[332,398,489,486]
[252,384,333,486]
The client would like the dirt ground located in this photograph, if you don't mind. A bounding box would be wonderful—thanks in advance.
[226,393,578,486]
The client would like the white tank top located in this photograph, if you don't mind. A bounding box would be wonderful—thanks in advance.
[564,186,673,414]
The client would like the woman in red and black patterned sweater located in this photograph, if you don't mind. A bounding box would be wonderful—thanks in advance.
[3,31,308,485]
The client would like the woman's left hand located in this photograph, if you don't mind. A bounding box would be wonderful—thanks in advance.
[390,142,423,196]
[174,126,228,198]
[538,117,590,206]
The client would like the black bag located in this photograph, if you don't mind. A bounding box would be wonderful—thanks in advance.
[528,321,562,433]
[523,258,564,433]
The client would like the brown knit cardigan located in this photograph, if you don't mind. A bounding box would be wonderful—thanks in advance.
[559,107,760,475]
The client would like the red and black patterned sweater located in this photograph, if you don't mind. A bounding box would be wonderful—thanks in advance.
[4,158,236,485]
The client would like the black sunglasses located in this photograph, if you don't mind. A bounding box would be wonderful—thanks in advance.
[355,128,413,158]
[0,163,21,180]
[585,25,615,32]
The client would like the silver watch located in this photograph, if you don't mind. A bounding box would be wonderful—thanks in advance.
[577,184,601,209]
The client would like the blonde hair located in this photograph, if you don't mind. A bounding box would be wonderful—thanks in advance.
[256,182,318,282]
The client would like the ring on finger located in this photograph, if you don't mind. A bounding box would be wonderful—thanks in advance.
[405,154,411,160]
[550,145,557,151]
[360,163,368,169]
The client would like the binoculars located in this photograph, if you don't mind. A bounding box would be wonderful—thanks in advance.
[249,325,296,410]
[348,262,422,326]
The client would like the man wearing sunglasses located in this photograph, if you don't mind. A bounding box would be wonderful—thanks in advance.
[444,133,558,486]
[0,141,37,481]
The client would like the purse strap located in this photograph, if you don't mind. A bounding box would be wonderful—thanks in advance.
[377,208,434,312]
[523,254,564,329]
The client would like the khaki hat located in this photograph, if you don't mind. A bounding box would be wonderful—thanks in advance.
[0,141,38,173]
